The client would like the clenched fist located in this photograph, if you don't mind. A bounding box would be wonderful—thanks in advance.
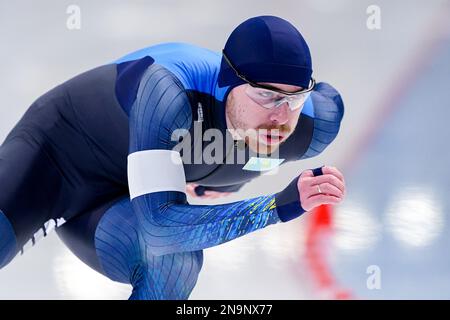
[298,166,346,212]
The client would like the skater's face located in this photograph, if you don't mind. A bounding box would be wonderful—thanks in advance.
[225,82,305,155]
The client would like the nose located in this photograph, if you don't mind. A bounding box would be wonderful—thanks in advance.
[268,102,289,125]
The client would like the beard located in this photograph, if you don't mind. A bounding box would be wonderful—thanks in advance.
[225,94,291,155]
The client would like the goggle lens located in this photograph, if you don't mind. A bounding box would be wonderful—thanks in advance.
[245,86,311,111]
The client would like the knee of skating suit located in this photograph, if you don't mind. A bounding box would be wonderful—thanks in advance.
[94,197,204,300]
[0,209,18,269]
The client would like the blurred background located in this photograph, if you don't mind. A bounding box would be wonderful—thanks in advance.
[0,0,449,299]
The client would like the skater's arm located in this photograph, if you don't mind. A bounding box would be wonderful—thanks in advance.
[127,69,305,256]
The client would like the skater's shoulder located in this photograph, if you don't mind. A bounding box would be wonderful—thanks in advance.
[308,82,345,123]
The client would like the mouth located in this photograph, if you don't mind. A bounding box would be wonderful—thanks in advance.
[259,132,286,145]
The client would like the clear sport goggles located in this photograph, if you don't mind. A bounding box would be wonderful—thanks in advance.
[223,50,315,111]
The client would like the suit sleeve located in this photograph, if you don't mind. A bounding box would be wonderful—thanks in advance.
[128,65,305,256]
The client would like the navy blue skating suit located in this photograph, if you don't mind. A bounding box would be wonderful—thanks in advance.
[0,42,344,299]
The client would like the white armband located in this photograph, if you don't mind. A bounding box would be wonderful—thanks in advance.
[127,150,186,200]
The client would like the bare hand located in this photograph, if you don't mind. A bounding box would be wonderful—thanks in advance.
[297,166,346,212]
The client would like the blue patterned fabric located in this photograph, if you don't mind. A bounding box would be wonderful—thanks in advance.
[95,197,204,300]
[0,210,17,269]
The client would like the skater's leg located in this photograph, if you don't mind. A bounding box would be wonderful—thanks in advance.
[57,196,204,300]
[0,210,17,269]
[0,134,68,269]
